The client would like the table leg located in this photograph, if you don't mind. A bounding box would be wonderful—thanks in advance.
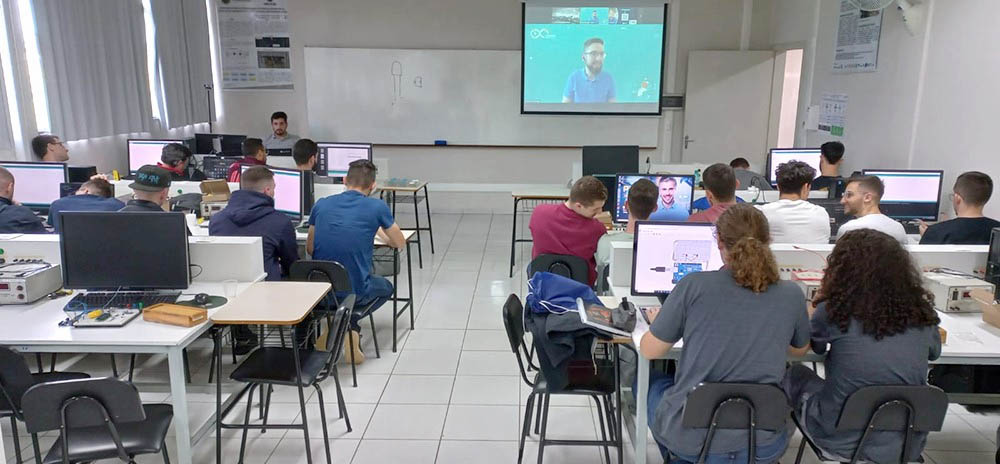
[509,198,519,278]
[392,247,399,353]
[423,185,435,254]
[634,352,649,464]
[413,191,423,268]
[390,190,397,219]
[406,240,414,329]
[214,329,223,464]
[168,347,194,464]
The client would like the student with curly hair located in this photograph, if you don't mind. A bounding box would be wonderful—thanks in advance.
[784,228,942,463]
[639,204,810,463]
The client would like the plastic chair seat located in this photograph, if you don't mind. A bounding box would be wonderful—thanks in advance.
[41,404,173,464]
[230,347,332,386]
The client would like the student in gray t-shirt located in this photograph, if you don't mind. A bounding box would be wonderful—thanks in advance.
[639,204,810,462]
[783,229,942,463]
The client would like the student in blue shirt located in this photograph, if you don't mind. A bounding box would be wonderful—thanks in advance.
[306,159,405,364]
[562,38,616,103]
[48,177,125,232]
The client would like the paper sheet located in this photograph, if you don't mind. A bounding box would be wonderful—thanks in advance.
[217,0,293,90]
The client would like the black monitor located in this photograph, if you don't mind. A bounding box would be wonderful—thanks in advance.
[60,182,83,198]
[582,146,639,177]
[0,161,67,209]
[194,133,246,156]
[58,212,191,290]
[631,221,724,296]
[317,142,371,178]
[613,174,694,223]
[67,165,97,183]
[862,169,944,221]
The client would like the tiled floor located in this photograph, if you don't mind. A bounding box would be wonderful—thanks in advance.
[4,213,999,463]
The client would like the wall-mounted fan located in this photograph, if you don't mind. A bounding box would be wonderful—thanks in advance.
[847,0,925,35]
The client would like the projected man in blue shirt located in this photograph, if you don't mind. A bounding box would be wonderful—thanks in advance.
[562,38,617,103]
[648,176,689,221]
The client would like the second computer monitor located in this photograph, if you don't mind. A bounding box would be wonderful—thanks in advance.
[614,174,694,223]
[767,148,822,185]
[127,139,181,173]
[194,133,246,156]
[241,165,304,219]
[862,169,944,221]
[631,221,724,296]
[319,142,371,177]
[0,161,67,209]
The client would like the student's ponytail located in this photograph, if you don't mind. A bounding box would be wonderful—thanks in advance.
[715,204,779,293]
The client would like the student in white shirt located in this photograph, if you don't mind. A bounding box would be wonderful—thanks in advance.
[757,160,831,244]
[837,175,908,243]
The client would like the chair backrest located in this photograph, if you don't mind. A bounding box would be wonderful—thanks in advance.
[0,347,38,412]
[500,294,533,386]
[20,377,145,434]
[527,254,589,285]
[681,383,791,431]
[836,385,948,432]
[290,260,353,293]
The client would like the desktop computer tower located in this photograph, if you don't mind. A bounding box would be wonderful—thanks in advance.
[986,227,1000,301]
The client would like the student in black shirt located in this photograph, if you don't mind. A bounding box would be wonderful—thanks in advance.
[920,171,1000,244]
[0,167,46,233]
[120,165,172,212]
[811,141,844,193]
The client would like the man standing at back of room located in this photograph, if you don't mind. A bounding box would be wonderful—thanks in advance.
[811,141,844,192]
[687,163,739,224]
[307,159,406,364]
[837,175,907,243]
[757,161,831,244]
[48,177,125,232]
[0,167,46,233]
[228,138,268,182]
[119,165,172,212]
[529,176,608,286]
[263,111,300,150]
[31,134,69,162]
[293,138,319,171]
[920,171,1000,244]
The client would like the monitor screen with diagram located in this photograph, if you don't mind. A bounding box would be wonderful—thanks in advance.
[631,221,724,296]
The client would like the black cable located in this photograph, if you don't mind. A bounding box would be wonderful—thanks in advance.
[190,263,204,280]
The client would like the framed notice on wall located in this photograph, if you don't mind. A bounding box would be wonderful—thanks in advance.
[833,0,882,73]
[216,0,293,89]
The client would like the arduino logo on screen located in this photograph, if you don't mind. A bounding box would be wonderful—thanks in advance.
[529,28,555,39]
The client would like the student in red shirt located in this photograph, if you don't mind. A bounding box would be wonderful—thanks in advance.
[529,175,608,286]
[688,163,739,224]
[228,138,268,182]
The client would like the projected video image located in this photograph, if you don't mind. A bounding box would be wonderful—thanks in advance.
[615,175,693,222]
[523,5,665,114]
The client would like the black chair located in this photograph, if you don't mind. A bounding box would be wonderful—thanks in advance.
[0,347,89,464]
[502,294,622,464]
[223,294,356,464]
[792,385,948,464]
[527,254,590,286]
[20,377,173,464]
[681,382,792,464]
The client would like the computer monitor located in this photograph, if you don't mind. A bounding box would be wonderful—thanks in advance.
[318,142,371,177]
[862,169,944,221]
[67,165,97,183]
[0,161,67,209]
[631,221,724,296]
[767,148,822,185]
[127,139,181,173]
[241,165,304,219]
[614,174,695,223]
[58,211,190,290]
[194,133,246,156]
[202,156,242,180]
[582,146,639,177]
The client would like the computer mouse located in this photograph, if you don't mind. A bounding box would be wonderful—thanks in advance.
[194,293,210,306]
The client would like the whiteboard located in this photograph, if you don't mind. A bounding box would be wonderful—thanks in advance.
[303,47,661,147]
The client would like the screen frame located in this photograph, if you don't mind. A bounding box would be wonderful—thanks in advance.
[126,138,183,173]
[630,220,719,297]
[241,165,304,219]
[0,161,68,208]
[58,211,191,290]
[317,141,373,178]
[520,3,668,116]
[613,173,694,223]
[766,147,822,185]
[861,168,945,221]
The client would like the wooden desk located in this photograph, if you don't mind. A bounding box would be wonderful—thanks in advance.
[375,229,417,352]
[509,187,571,277]
[379,181,433,268]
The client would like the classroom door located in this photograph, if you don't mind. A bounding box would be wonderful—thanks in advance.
[682,51,775,168]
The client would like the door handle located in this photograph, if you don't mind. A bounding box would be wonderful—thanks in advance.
[684,135,695,149]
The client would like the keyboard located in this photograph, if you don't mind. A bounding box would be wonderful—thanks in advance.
[901,220,921,235]
[64,291,181,311]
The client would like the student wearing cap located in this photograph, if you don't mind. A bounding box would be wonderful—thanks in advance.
[0,167,46,233]
[228,138,268,182]
[158,143,206,181]
[47,177,125,232]
[119,165,172,212]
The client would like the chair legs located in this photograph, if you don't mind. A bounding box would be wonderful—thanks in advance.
[314,385,333,464]
[518,392,622,464]
[592,395,612,464]
[9,416,21,464]
[332,369,352,432]
[536,394,550,464]
[348,331,359,387]
[519,394,536,464]
[794,439,807,464]
[368,313,380,359]
[238,383,260,464]
[161,444,171,464]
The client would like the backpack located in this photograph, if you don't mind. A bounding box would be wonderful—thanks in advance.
[525,271,601,315]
